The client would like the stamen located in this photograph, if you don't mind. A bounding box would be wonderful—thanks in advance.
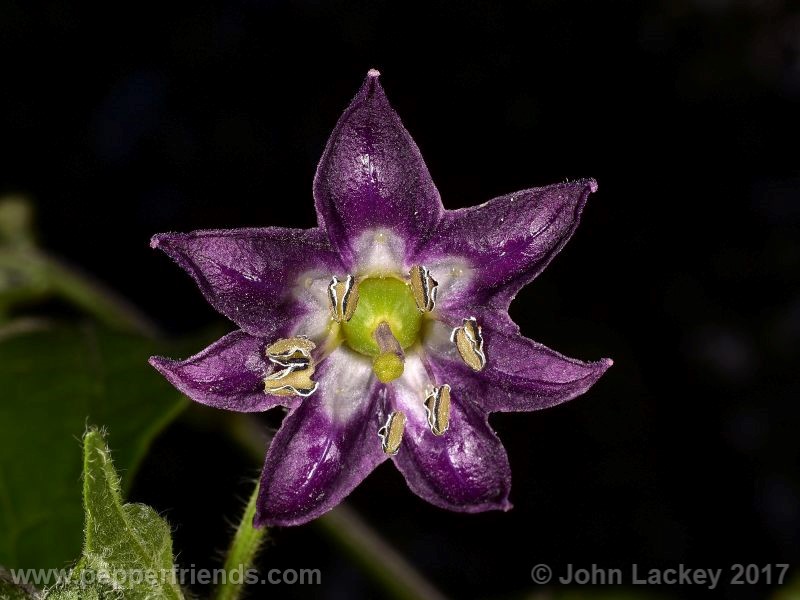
[450,317,486,371]
[409,265,438,312]
[264,337,318,397]
[378,411,406,455]
[327,275,360,323]
[424,384,451,436]
[372,322,405,383]
[264,368,318,397]
[265,337,315,370]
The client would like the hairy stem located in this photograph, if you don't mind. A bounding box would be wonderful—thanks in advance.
[213,480,267,600]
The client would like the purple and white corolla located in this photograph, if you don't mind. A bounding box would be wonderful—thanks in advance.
[150,70,612,527]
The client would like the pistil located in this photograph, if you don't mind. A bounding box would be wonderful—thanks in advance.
[340,276,422,356]
[372,321,405,383]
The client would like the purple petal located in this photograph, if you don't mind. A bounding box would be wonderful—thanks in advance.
[417,179,597,309]
[389,357,512,512]
[313,70,443,265]
[151,227,342,337]
[254,349,385,527]
[427,313,612,413]
[149,330,288,412]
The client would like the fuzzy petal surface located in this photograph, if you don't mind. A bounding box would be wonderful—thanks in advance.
[418,179,597,309]
[313,71,443,266]
[255,349,386,527]
[426,313,612,413]
[151,71,612,526]
[149,330,288,412]
[151,227,342,337]
[389,357,512,512]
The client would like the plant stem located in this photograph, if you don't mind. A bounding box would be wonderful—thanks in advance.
[214,480,267,600]
[1,195,158,337]
[43,253,159,337]
[0,248,159,337]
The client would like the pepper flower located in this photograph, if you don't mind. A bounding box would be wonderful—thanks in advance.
[149,70,612,527]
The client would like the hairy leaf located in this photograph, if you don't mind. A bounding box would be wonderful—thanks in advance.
[47,429,184,600]
[0,566,39,599]
[0,322,191,570]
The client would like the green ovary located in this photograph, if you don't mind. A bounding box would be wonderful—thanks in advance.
[341,277,422,357]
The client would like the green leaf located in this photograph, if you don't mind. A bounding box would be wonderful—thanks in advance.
[0,322,193,571]
[47,429,184,600]
[0,567,39,599]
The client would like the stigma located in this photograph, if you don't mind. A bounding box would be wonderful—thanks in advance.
[371,321,405,383]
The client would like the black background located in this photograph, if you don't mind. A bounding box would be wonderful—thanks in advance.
[1,1,799,599]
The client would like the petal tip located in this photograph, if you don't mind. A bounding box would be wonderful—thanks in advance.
[148,354,183,389]
[586,356,614,387]
[148,354,190,391]
[588,178,598,193]
[356,68,387,103]
[595,357,614,377]
[148,354,174,376]
[150,232,180,251]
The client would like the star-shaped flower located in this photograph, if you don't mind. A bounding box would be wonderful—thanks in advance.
[149,70,612,527]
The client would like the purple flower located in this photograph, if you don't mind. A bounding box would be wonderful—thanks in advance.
[149,70,612,527]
